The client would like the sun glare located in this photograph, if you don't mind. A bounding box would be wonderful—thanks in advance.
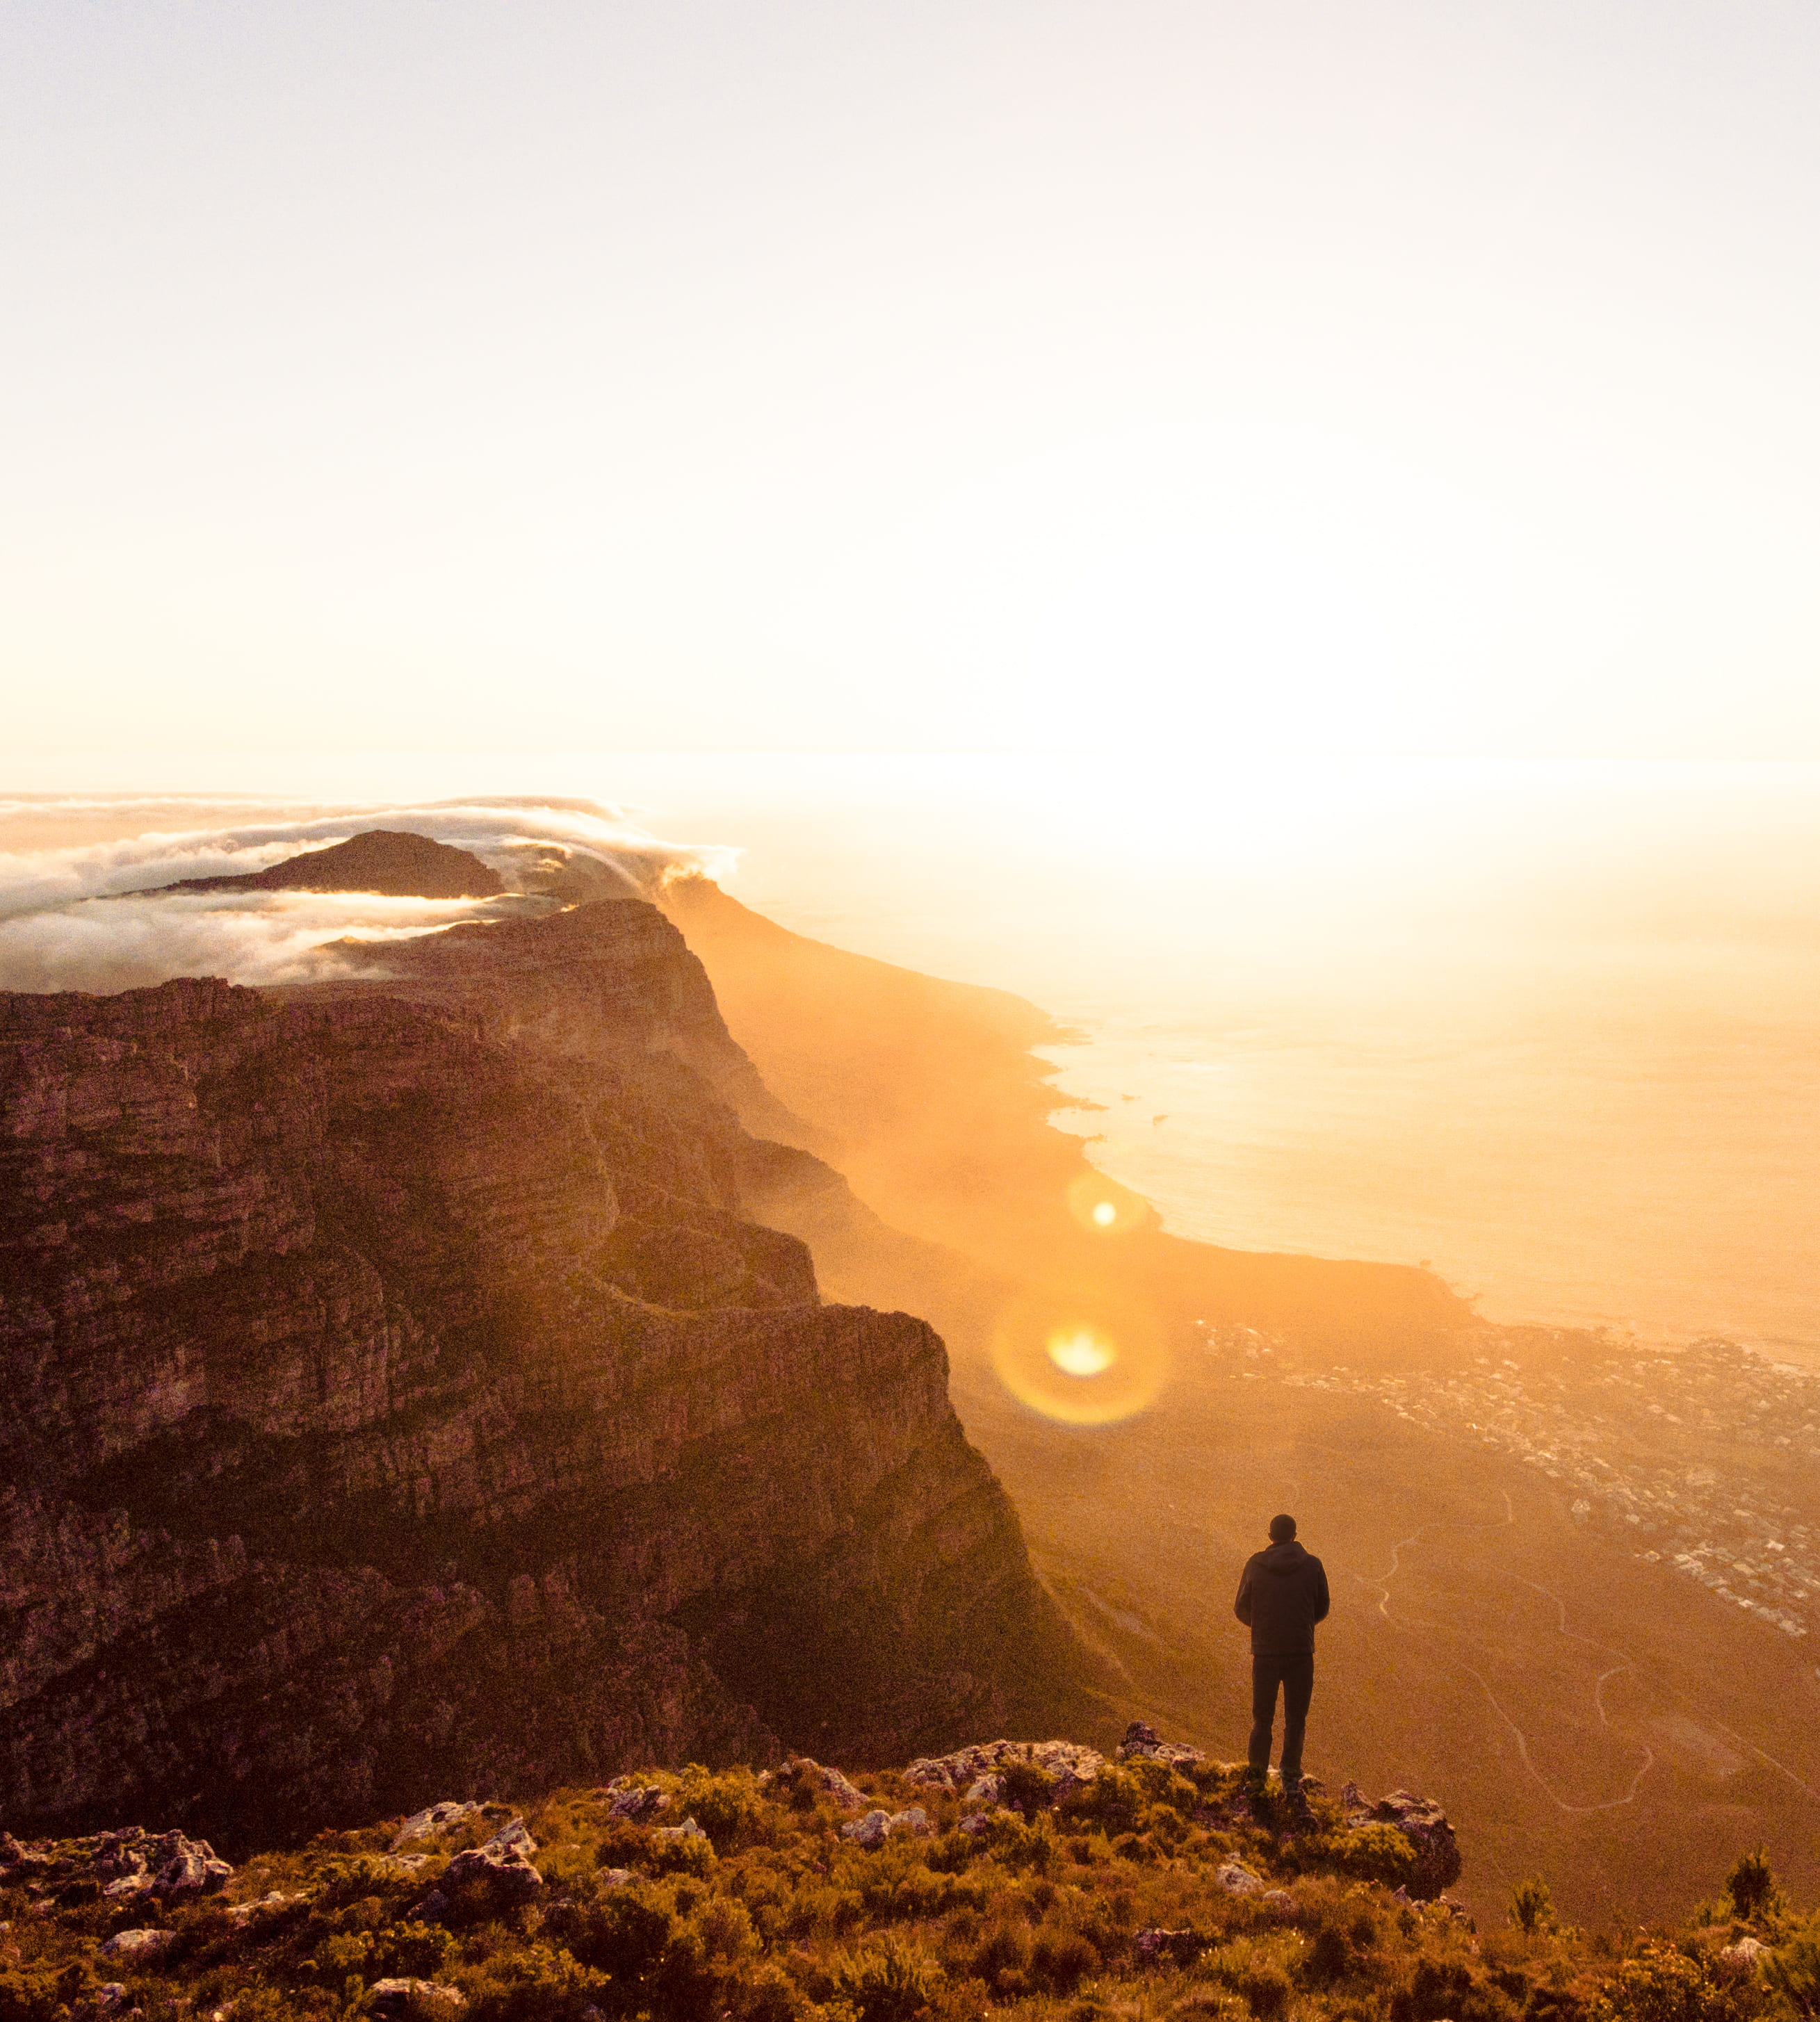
[989,1294,1168,1426]
[1066,1170,1146,1235]
[1047,1327,1116,1377]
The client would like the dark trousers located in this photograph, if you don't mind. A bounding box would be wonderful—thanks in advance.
[1249,1652,1315,1778]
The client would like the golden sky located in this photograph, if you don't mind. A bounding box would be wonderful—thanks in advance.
[5,1,1819,758]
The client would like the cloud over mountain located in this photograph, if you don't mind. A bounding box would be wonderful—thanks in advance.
[0,795,734,994]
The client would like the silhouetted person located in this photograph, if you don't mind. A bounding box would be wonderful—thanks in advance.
[1234,1513,1329,1788]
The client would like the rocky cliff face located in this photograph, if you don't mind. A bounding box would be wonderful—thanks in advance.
[1,907,1091,1849]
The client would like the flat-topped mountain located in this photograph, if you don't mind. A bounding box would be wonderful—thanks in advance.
[142,828,505,899]
[0,901,1094,1849]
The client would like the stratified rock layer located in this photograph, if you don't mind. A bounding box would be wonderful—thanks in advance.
[1,908,1088,1847]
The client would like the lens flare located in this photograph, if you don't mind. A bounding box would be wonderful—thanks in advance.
[989,1292,1168,1426]
[1048,1326,1115,1376]
[1066,1170,1146,1235]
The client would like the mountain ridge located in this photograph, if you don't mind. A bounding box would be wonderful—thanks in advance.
[0,906,1096,1848]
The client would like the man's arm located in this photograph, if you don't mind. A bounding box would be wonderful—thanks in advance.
[1234,1558,1255,1625]
[1311,1559,1331,1624]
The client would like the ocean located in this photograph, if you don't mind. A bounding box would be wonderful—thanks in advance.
[6,751,1817,1362]
[599,754,1820,1364]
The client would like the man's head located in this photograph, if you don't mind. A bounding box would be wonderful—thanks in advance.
[1268,1513,1297,1543]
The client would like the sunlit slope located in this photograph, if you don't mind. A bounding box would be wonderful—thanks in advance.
[953,1355,1820,1929]
[665,875,1820,1925]
[664,875,1464,1355]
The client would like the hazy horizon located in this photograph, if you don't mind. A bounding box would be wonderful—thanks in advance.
[6,751,1815,1367]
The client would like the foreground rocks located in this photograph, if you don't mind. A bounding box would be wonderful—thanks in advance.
[0,1827,231,1905]
[0,1741,1769,2022]
[412,1818,543,1922]
[1340,1782,1464,1898]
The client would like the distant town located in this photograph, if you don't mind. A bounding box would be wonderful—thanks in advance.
[1199,1326,1820,1640]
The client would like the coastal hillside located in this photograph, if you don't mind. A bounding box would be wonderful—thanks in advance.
[663,876,1465,1353]
[1,1723,1801,2022]
[0,902,1094,1847]
[657,879,1820,1925]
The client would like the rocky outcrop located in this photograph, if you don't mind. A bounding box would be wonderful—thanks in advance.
[1340,1784,1463,1899]
[1,938,1091,1848]
[0,1825,231,1902]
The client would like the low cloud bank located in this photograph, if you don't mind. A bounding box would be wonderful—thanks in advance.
[0,795,734,995]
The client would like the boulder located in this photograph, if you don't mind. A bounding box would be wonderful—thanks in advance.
[653,1817,707,1846]
[903,1739,1105,1795]
[1340,1788,1462,1900]
[368,1980,468,2016]
[1216,1862,1266,1897]
[606,1784,672,1823]
[1119,1720,1209,1773]
[391,1802,485,1851]
[786,1759,870,1811]
[1135,1928,1203,1965]
[99,1929,178,1964]
[840,1810,894,1848]
[227,1891,300,1924]
[437,1818,543,1910]
[1723,1937,1767,1968]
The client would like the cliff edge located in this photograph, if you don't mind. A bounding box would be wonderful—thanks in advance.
[1,905,1095,1848]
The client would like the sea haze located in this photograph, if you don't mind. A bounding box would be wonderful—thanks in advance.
[3,753,1815,1361]
[599,755,1820,1366]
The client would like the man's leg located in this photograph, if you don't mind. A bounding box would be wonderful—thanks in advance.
[1278,1654,1315,1782]
[1249,1657,1281,1773]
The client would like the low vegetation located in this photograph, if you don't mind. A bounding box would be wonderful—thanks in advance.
[1,1759,1809,2022]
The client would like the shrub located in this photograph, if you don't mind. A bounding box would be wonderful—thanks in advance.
[1210,1943,1295,2021]
[1391,1954,1507,2022]
[566,1880,677,1990]
[458,1941,610,2022]
[1586,1943,1748,2022]
[1511,1879,1560,1936]
[1762,1918,1820,2019]
[695,1891,760,1964]
[1338,1824,1418,1891]
[859,1861,948,1923]
[649,1828,717,1879]
[1725,1850,1780,1923]
[736,1960,810,2022]
[970,1921,1035,1994]
[1060,1766,1144,1835]
[831,1935,938,2022]
[317,1857,412,1911]
[1032,1925,1102,1992]
[1127,1759,1202,1818]
[1000,1760,1058,1816]
[679,1766,765,1852]
[0,1959,91,2022]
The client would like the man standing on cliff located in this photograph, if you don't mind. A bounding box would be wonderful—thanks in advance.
[1235,1513,1330,1792]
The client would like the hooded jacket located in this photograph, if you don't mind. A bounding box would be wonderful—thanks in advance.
[1234,1539,1331,1656]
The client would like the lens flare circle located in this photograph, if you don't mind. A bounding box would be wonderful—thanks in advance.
[1066,1170,1146,1235]
[990,1294,1168,1426]
[1047,1326,1115,1376]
